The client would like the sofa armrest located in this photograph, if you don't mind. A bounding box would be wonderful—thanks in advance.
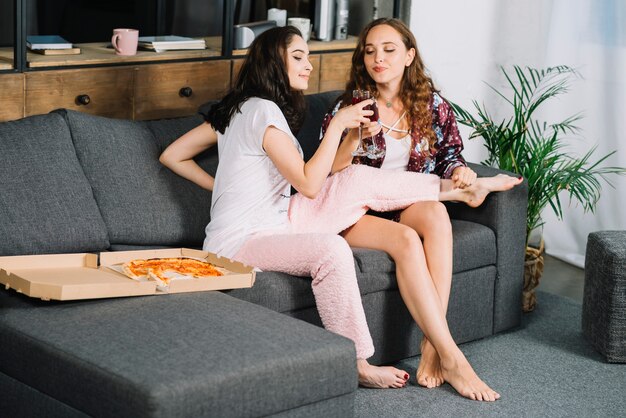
[444,163,528,333]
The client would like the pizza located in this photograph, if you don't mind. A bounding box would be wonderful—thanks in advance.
[123,257,223,285]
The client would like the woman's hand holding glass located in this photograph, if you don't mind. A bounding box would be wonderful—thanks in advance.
[361,119,382,141]
[362,97,385,159]
[347,90,385,159]
[331,97,374,132]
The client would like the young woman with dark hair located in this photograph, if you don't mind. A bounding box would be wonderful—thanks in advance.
[160,26,520,393]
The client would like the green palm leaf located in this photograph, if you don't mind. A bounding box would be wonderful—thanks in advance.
[451,65,626,247]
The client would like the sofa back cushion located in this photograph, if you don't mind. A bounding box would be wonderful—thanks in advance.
[59,110,212,247]
[297,91,341,160]
[0,113,110,255]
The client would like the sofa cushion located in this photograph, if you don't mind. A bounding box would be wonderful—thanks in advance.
[0,113,109,256]
[59,110,213,247]
[227,271,316,313]
[0,290,356,417]
[227,220,496,315]
[297,90,341,161]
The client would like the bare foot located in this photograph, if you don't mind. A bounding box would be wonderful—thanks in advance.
[440,350,501,401]
[416,337,444,388]
[357,359,409,389]
[462,174,523,208]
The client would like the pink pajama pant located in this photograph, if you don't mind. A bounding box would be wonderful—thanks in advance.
[235,165,441,360]
[235,232,375,359]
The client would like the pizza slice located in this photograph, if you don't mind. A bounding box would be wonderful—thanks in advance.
[122,257,223,286]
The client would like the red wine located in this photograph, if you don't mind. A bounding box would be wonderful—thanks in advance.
[366,101,379,122]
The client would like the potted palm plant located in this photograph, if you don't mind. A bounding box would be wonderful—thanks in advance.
[451,65,625,312]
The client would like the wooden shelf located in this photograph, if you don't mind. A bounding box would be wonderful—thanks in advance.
[232,35,358,56]
[0,49,14,69]
[0,37,222,69]
[1,36,354,68]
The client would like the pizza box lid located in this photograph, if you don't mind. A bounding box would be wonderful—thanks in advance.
[0,249,255,301]
[0,253,156,301]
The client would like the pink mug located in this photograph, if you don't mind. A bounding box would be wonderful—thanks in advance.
[111,28,138,56]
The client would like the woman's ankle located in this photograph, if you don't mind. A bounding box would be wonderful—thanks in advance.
[437,346,465,369]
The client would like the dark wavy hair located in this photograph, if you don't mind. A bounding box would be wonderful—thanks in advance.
[206,26,306,135]
[341,18,439,150]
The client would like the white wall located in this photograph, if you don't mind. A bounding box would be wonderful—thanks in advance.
[409,0,550,162]
[409,0,626,265]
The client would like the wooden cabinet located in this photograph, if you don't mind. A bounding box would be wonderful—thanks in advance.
[4,40,356,122]
[7,49,353,122]
[22,61,232,121]
[0,74,24,122]
[319,52,352,92]
[25,68,134,119]
[134,61,230,120]
[2,0,360,122]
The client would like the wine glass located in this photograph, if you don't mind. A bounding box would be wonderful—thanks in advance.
[351,90,369,157]
[364,98,385,159]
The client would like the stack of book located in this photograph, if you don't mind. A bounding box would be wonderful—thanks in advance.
[138,36,206,53]
[26,35,80,55]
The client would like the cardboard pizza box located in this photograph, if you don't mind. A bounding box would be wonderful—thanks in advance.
[0,253,156,301]
[0,248,255,301]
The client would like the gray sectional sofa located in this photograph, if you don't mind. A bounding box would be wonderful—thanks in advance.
[0,91,528,417]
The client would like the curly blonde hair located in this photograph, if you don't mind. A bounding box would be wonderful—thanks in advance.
[342,18,439,150]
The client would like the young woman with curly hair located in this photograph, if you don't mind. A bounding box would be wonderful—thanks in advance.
[320,18,506,400]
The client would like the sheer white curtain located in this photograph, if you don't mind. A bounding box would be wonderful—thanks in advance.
[411,0,626,267]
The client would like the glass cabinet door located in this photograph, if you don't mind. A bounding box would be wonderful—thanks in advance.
[23,0,225,69]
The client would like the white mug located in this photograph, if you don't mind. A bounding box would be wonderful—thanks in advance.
[268,8,287,27]
[288,17,311,42]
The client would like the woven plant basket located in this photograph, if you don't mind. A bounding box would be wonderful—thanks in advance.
[523,238,545,312]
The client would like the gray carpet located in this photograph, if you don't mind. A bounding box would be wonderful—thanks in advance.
[355,291,626,417]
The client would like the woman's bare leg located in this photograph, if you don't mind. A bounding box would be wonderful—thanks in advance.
[289,165,521,237]
[398,202,452,388]
[342,215,500,401]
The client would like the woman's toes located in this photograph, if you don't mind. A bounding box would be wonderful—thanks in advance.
[393,376,407,388]
[395,369,408,379]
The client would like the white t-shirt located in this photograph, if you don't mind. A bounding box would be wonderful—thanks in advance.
[380,132,411,171]
[203,98,303,258]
